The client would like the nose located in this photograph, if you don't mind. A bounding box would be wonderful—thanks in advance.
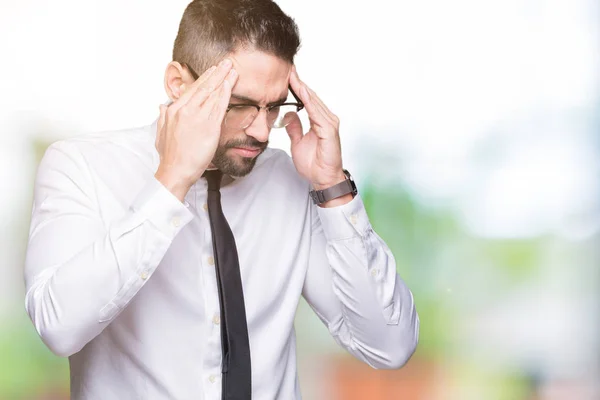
[244,109,270,143]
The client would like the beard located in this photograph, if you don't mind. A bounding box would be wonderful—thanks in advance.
[211,136,268,177]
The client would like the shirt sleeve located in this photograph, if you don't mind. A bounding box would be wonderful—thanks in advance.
[24,141,194,357]
[301,194,419,369]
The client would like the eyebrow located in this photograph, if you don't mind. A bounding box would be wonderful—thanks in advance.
[230,93,289,107]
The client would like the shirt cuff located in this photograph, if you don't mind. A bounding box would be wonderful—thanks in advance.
[316,194,371,241]
[130,177,194,238]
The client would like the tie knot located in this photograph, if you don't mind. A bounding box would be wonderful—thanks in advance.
[203,169,223,191]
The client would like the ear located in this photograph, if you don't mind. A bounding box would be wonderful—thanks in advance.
[164,61,194,101]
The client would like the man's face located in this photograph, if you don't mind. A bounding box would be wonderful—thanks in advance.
[211,49,292,177]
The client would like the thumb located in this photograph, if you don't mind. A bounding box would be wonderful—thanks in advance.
[285,112,303,147]
[156,104,168,148]
[158,104,168,131]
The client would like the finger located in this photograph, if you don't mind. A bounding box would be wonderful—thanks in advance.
[293,66,337,125]
[171,65,218,111]
[288,65,305,101]
[212,77,234,123]
[306,87,338,125]
[289,68,332,127]
[182,68,237,116]
[188,65,217,89]
[306,87,336,126]
[292,66,333,118]
[289,71,328,128]
[185,59,234,109]
[284,112,304,147]
[201,78,232,125]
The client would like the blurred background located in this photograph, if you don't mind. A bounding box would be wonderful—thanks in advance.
[0,0,599,399]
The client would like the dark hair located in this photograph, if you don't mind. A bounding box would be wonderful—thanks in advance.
[173,0,301,74]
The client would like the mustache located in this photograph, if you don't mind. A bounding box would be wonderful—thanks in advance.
[225,138,268,150]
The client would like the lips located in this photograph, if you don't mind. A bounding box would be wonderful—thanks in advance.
[230,147,262,158]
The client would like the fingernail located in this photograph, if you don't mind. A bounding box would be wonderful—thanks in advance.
[180,84,186,92]
[207,66,217,73]
[220,58,232,67]
[229,69,237,78]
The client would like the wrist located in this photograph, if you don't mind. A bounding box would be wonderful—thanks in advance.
[154,166,195,202]
[312,171,346,191]
[310,169,357,208]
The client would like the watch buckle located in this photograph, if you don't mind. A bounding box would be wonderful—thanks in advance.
[310,189,326,204]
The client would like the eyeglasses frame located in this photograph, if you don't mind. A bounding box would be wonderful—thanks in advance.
[183,63,305,128]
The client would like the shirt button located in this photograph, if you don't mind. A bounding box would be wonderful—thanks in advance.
[208,256,215,266]
[203,203,208,212]
[171,216,181,228]
[350,214,358,225]
[140,270,149,280]
[212,314,220,325]
[209,375,217,383]
[370,269,379,277]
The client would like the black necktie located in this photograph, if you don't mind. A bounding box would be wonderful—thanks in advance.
[204,170,252,399]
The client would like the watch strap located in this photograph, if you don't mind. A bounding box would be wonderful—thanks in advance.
[309,170,358,205]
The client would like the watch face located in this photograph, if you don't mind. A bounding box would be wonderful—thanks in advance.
[343,170,357,191]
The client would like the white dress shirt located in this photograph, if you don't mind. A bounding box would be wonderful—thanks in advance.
[24,122,419,400]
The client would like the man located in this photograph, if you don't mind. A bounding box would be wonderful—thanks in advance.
[24,0,419,399]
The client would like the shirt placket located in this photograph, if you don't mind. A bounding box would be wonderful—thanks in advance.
[195,181,223,397]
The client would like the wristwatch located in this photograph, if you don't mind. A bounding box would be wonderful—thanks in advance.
[309,169,358,205]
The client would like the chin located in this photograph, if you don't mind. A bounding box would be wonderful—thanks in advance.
[216,152,261,177]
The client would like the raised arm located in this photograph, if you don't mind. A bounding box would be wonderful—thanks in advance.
[302,195,419,369]
[24,141,194,357]
[25,58,238,357]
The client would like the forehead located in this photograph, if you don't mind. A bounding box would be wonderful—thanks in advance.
[229,48,292,102]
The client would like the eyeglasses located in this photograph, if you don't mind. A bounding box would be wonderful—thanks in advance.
[184,63,304,129]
